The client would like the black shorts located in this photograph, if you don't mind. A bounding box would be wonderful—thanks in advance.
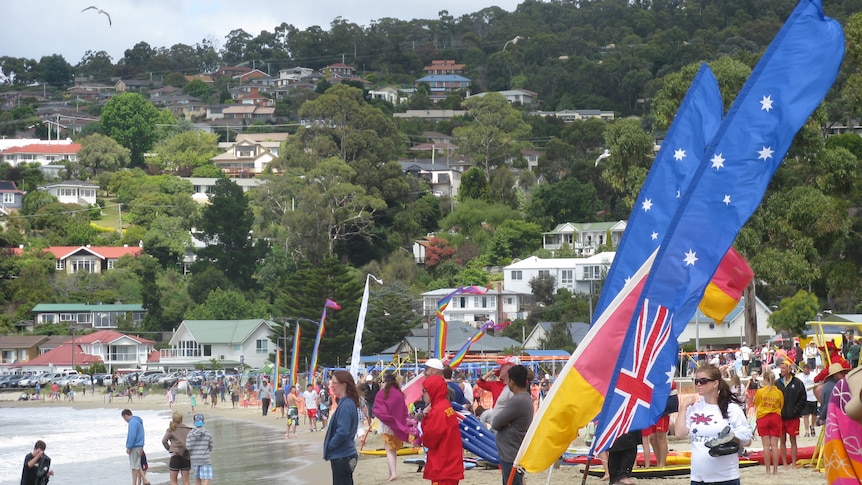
[169,454,191,471]
[803,401,818,416]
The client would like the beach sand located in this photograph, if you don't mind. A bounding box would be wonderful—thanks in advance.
[0,389,826,485]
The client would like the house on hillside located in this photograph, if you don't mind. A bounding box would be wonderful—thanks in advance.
[159,319,276,370]
[31,303,146,329]
[414,75,471,103]
[36,180,98,205]
[0,143,82,167]
[503,252,615,296]
[0,180,25,214]
[542,221,627,256]
[0,336,49,365]
[469,89,539,108]
[211,133,287,176]
[400,160,462,198]
[523,322,591,349]
[421,288,532,326]
[423,60,467,76]
[12,245,143,274]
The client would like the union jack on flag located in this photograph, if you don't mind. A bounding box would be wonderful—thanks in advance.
[593,299,673,452]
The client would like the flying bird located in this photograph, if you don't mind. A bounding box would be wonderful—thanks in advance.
[81,6,111,26]
[595,148,611,167]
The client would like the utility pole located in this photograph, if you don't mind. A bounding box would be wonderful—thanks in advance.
[118,203,122,235]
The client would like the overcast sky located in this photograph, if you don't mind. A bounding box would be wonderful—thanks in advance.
[2,1,524,64]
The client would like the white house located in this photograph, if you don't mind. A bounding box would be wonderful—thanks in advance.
[400,160,462,197]
[211,133,287,176]
[421,288,531,326]
[469,89,539,108]
[0,143,81,167]
[181,177,266,203]
[160,319,275,370]
[542,221,627,256]
[20,330,156,373]
[503,252,615,296]
[37,180,98,205]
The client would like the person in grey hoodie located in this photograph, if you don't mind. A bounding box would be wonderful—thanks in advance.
[186,414,214,485]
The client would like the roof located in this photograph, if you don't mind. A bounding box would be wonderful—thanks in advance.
[505,253,616,270]
[421,287,528,297]
[544,221,627,234]
[0,335,49,349]
[38,180,99,189]
[535,321,591,345]
[0,180,24,192]
[25,343,103,366]
[180,319,275,344]
[523,349,571,357]
[69,329,154,345]
[32,303,145,313]
[11,245,143,260]
[416,75,471,82]
[0,143,82,155]
[393,321,521,353]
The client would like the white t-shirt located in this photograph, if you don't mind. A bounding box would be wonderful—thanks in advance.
[740,346,751,361]
[684,399,752,483]
[460,381,473,404]
[302,390,318,409]
[798,372,816,402]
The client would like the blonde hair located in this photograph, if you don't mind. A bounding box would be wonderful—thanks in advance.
[168,410,183,431]
[762,370,776,387]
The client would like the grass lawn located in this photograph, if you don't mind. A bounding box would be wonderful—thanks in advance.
[94,197,124,231]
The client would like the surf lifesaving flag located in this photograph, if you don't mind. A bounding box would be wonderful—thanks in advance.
[309,298,341,383]
[590,0,843,454]
[699,247,754,323]
[513,63,724,473]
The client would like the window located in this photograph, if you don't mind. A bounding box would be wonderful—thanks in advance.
[561,270,573,285]
[70,258,98,274]
[77,313,92,324]
[60,313,74,322]
[80,189,95,199]
[1,193,13,204]
[55,259,64,270]
[202,345,212,357]
[39,314,58,324]
[59,188,77,197]
[538,270,551,277]
[107,259,116,269]
[582,265,601,280]
[236,147,255,158]
[505,297,514,305]
[256,339,268,354]
[511,270,522,280]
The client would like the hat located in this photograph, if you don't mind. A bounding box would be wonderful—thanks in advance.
[496,356,521,366]
[424,358,444,370]
[827,361,851,379]
[193,414,205,427]
[845,367,862,423]
[365,374,373,382]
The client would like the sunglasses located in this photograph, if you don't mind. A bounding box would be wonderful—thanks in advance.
[693,378,717,385]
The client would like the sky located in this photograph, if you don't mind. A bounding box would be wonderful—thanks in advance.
[2,0,524,64]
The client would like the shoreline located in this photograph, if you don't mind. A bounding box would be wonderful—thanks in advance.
[1,389,828,484]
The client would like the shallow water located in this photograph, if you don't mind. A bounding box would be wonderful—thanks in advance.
[0,406,319,484]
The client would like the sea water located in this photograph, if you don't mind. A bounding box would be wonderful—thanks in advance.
[0,406,319,484]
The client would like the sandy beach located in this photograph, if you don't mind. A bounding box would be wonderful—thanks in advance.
[0,389,827,485]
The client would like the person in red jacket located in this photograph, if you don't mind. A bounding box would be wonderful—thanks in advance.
[420,375,464,485]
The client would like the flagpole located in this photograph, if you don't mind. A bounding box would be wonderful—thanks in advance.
[350,274,382,380]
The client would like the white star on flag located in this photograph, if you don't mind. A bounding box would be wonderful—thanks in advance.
[673,148,686,161]
[683,249,698,266]
[760,95,774,112]
[642,199,653,211]
[758,146,774,160]
[710,153,725,170]
[723,194,731,205]
[651,231,658,240]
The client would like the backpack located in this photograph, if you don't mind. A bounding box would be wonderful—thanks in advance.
[320,389,331,407]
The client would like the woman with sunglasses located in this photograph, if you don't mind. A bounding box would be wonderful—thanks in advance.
[323,370,360,485]
[675,364,752,485]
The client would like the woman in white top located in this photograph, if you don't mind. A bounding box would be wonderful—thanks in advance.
[675,364,752,485]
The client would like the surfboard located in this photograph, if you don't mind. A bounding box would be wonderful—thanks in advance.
[743,445,816,464]
[584,460,760,478]
[359,447,423,456]
[404,457,477,472]
[564,451,692,466]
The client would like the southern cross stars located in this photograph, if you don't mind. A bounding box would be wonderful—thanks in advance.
[683,249,698,266]
[673,148,686,161]
[710,153,725,170]
[723,194,731,205]
[651,231,658,240]
[642,198,653,211]
[758,146,774,160]
[760,95,774,112]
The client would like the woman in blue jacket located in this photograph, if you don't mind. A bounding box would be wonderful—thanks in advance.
[323,370,359,485]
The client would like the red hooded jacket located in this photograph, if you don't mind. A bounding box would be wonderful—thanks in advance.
[421,375,464,482]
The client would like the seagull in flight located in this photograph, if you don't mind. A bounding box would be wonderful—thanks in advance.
[595,148,611,167]
[81,6,111,26]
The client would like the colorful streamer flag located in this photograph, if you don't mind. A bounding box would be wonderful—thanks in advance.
[434,285,490,359]
[309,298,341,383]
[350,274,383,380]
[448,320,510,369]
[290,323,301,388]
[699,247,754,323]
[591,0,842,455]
[514,62,723,473]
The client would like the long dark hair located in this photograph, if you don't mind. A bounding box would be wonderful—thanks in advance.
[331,370,360,407]
[698,364,743,419]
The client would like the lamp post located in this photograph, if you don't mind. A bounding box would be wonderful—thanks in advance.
[503,35,525,51]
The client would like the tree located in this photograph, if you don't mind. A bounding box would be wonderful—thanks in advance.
[183,79,212,100]
[539,322,575,353]
[77,133,131,175]
[601,119,655,210]
[525,178,601,228]
[184,288,269,320]
[360,282,422,355]
[38,54,72,87]
[196,178,261,289]
[453,93,533,176]
[485,219,542,265]
[153,130,220,175]
[530,273,557,305]
[100,93,162,167]
[768,290,819,336]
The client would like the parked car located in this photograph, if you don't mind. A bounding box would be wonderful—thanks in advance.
[0,375,18,388]
[5,375,26,388]
[16,374,37,387]
[93,373,112,386]
[71,375,92,387]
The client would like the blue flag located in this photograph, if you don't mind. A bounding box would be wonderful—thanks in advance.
[592,0,844,453]
[594,63,723,320]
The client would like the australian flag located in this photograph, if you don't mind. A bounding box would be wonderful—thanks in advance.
[592,0,843,453]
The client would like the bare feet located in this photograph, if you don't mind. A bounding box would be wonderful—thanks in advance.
[388,476,397,481]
